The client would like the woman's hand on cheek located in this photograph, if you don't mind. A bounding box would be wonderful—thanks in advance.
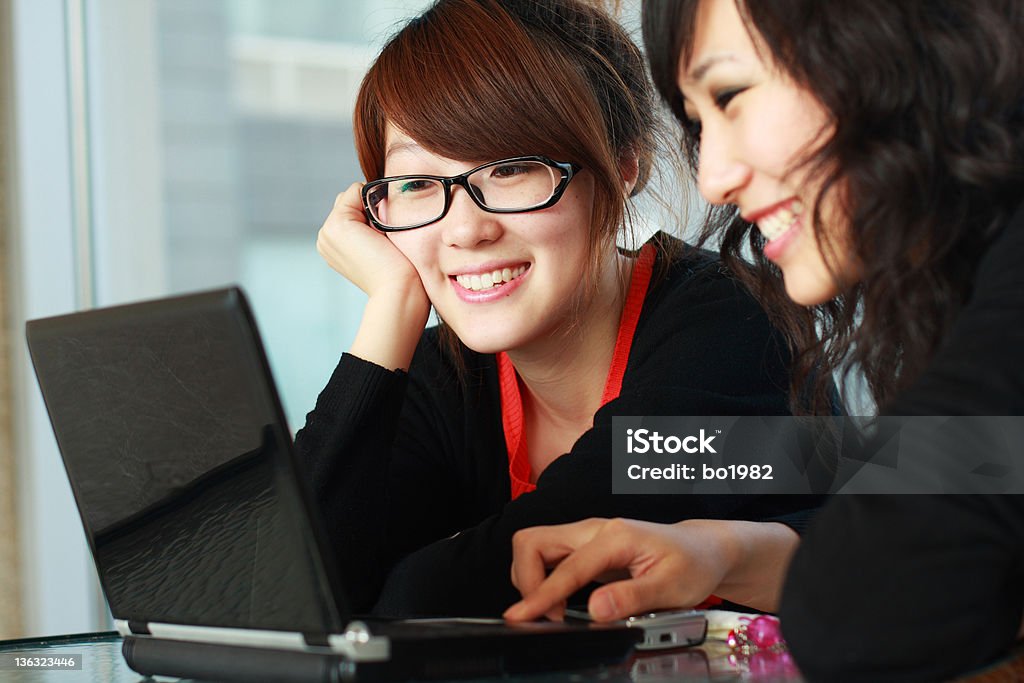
[319,183,431,371]
[317,183,427,303]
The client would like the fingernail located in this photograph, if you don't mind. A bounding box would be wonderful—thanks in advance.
[503,602,524,620]
[590,592,618,621]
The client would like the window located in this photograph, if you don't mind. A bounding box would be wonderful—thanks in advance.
[8,0,433,637]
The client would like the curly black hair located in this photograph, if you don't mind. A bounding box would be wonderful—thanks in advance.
[643,0,1024,414]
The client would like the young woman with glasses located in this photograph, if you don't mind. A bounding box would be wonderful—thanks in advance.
[298,0,822,617]
[506,0,1024,678]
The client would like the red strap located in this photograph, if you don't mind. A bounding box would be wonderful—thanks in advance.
[500,244,656,500]
[600,243,655,405]
[499,352,534,499]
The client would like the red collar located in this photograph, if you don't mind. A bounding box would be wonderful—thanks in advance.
[499,243,656,500]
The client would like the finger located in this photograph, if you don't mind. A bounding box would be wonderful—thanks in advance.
[333,182,365,211]
[324,184,371,231]
[506,521,608,623]
[507,536,631,622]
[510,519,609,596]
[510,528,574,597]
[543,601,566,623]
[318,185,378,260]
[587,569,689,622]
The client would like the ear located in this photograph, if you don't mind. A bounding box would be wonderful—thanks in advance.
[618,150,640,197]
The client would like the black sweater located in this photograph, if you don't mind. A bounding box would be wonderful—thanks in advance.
[297,234,822,616]
[780,201,1024,681]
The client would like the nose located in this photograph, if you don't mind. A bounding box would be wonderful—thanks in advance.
[439,185,503,248]
[696,123,751,206]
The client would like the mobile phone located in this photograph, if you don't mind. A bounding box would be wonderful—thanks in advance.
[564,608,708,651]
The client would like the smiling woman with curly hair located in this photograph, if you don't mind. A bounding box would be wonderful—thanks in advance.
[507,1,1024,679]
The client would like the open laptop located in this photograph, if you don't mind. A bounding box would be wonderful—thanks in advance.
[25,287,642,682]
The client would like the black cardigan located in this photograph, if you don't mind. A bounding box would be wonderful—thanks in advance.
[780,201,1024,681]
[296,234,822,616]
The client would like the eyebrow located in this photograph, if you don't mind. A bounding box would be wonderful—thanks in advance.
[684,53,739,85]
[384,141,422,161]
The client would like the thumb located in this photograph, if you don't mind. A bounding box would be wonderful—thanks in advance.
[588,571,681,622]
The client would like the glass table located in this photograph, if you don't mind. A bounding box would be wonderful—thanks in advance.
[2,631,1022,682]
[0,631,798,682]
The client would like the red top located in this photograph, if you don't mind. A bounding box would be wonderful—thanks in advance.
[498,243,656,500]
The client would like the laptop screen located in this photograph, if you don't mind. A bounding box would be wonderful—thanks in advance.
[27,289,344,634]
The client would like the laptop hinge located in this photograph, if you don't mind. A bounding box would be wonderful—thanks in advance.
[303,632,330,647]
[130,621,151,635]
[326,621,390,661]
[115,619,151,636]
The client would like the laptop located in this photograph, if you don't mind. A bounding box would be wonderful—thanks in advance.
[25,287,642,682]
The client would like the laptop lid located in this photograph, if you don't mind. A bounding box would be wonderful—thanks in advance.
[26,287,350,636]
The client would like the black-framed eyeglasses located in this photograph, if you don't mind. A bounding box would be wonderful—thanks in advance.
[361,155,581,232]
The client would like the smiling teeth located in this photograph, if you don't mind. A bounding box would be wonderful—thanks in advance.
[757,200,804,241]
[455,265,527,291]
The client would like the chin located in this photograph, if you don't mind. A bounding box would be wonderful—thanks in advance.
[445,326,516,356]
[782,272,841,307]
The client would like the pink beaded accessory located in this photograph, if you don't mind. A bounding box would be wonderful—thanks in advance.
[725,614,798,676]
